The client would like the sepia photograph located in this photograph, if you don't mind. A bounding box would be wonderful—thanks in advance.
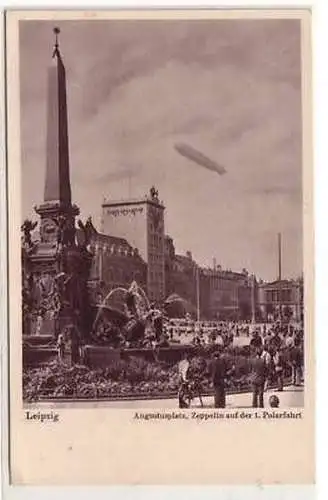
[5,8,315,487]
[19,16,306,411]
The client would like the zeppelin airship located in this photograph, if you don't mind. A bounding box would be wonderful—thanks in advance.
[174,142,227,175]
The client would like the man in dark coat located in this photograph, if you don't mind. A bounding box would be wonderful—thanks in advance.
[250,330,263,349]
[271,331,282,351]
[250,346,267,408]
[211,348,229,408]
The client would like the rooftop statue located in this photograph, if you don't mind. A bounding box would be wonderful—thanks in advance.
[150,186,159,201]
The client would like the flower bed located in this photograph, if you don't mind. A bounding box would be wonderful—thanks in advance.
[22,349,295,402]
[23,358,183,401]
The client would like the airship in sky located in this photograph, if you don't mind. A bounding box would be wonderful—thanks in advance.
[174,142,227,176]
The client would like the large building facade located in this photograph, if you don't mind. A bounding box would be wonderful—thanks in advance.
[164,237,257,320]
[101,187,165,302]
[199,268,257,321]
[82,190,303,322]
[78,222,147,306]
[257,278,303,322]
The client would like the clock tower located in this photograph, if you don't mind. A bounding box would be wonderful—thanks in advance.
[146,187,165,302]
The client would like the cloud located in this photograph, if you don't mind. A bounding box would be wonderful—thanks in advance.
[89,166,142,184]
[19,18,302,280]
[244,185,302,198]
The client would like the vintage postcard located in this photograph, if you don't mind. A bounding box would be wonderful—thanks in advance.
[5,9,314,485]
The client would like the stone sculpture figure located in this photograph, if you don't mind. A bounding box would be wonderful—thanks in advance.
[77,216,95,249]
[21,219,37,248]
[55,215,75,249]
[150,186,159,200]
[54,271,72,306]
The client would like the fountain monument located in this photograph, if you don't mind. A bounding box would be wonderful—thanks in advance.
[22,28,93,341]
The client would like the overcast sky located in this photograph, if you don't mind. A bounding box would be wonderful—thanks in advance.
[19,19,303,281]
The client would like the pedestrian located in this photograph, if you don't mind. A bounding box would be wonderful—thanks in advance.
[271,324,283,350]
[290,344,303,386]
[285,330,294,349]
[273,347,284,392]
[263,330,272,349]
[250,330,262,349]
[178,352,192,408]
[261,345,272,391]
[153,310,163,342]
[250,346,267,408]
[211,348,230,408]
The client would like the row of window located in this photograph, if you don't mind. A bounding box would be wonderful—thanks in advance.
[211,280,239,291]
[148,222,163,232]
[148,252,164,262]
[266,289,292,303]
[149,233,163,243]
[101,267,143,284]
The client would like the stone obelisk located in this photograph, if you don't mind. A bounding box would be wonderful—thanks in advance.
[23,28,92,340]
[36,27,79,245]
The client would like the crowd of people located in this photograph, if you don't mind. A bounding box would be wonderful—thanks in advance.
[53,299,304,410]
[177,320,304,408]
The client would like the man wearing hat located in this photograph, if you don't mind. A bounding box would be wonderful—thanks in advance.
[250,329,263,350]
[211,347,229,408]
[250,346,267,408]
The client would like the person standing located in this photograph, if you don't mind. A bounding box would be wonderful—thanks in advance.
[273,347,284,391]
[178,353,192,408]
[263,330,272,349]
[250,346,267,408]
[271,329,283,351]
[290,344,303,386]
[285,330,294,349]
[261,345,273,391]
[250,330,263,350]
[211,349,229,408]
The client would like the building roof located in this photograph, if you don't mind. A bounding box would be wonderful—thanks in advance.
[76,225,145,263]
[102,188,165,209]
[174,254,196,271]
[259,279,299,289]
[92,232,131,248]
[200,267,246,280]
